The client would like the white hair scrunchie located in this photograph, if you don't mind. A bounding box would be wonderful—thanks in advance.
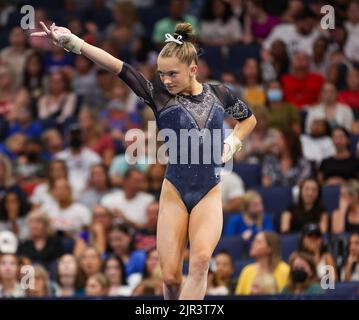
[165,33,183,45]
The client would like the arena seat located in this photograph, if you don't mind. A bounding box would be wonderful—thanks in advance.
[280,233,300,262]
[233,258,255,278]
[322,185,340,214]
[255,186,293,229]
[233,163,262,188]
[201,45,224,80]
[225,43,261,79]
[214,235,245,260]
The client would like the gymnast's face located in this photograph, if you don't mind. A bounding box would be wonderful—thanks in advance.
[157,56,197,95]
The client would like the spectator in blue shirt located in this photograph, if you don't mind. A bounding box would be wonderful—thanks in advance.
[224,191,274,240]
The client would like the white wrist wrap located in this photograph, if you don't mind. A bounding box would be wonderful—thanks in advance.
[62,34,84,54]
[223,133,242,162]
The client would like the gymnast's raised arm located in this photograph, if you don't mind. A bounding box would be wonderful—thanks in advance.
[31,21,123,74]
[31,21,157,108]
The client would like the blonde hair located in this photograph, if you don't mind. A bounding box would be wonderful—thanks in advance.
[87,272,109,290]
[241,191,263,229]
[27,209,54,238]
[159,23,198,65]
[251,272,278,294]
[346,179,359,198]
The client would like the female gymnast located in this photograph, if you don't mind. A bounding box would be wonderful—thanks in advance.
[32,21,256,300]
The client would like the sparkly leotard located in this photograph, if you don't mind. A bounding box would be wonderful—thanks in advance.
[118,63,252,213]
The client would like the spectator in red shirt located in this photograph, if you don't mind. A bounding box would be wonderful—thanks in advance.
[338,68,359,115]
[281,51,324,109]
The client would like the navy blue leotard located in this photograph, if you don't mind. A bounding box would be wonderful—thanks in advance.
[118,63,252,213]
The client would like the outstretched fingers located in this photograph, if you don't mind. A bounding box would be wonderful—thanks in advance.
[40,21,51,34]
[31,21,51,37]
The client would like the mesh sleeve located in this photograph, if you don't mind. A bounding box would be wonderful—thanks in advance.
[211,84,253,121]
[118,62,156,110]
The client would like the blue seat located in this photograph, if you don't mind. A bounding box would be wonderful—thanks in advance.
[201,45,224,79]
[0,31,9,49]
[214,236,244,260]
[326,281,359,296]
[223,212,240,233]
[350,134,359,155]
[233,163,262,188]
[322,185,340,214]
[280,233,300,262]
[225,43,261,79]
[233,259,254,278]
[255,186,293,230]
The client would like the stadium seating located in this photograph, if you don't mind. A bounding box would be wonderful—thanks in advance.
[225,43,261,79]
[233,163,262,188]
[322,185,340,214]
[214,235,246,260]
[280,233,300,262]
[255,186,293,229]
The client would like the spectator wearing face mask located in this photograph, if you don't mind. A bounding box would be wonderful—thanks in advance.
[266,80,300,134]
[282,251,325,294]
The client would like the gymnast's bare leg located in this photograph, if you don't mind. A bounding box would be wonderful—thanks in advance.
[157,179,189,300]
[179,184,223,300]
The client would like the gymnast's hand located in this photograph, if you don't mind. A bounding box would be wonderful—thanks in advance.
[222,133,242,163]
[221,143,232,163]
[31,21,84,54]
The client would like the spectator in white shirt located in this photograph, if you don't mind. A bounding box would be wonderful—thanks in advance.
[101,168,154,229]
[43,178,91,235]
[342,1,359,62]
[55,124,101,197]
[220,169,245,213]
[263,7,319,57]
[200,0,243,46]
[301,119,336,166]
[79,163,112,211]
[31,159,68,210]
[305,82,354,134]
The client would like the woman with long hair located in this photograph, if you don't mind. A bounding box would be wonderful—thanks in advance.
[262,128,312,187]
[281,178,329,234]
[235,231,290,295]
[282,251,325,294]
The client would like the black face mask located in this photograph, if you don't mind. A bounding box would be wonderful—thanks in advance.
[69,136,82,149]
[291,269,308,283]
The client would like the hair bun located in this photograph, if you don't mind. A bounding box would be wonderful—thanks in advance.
[174,22,196,44]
